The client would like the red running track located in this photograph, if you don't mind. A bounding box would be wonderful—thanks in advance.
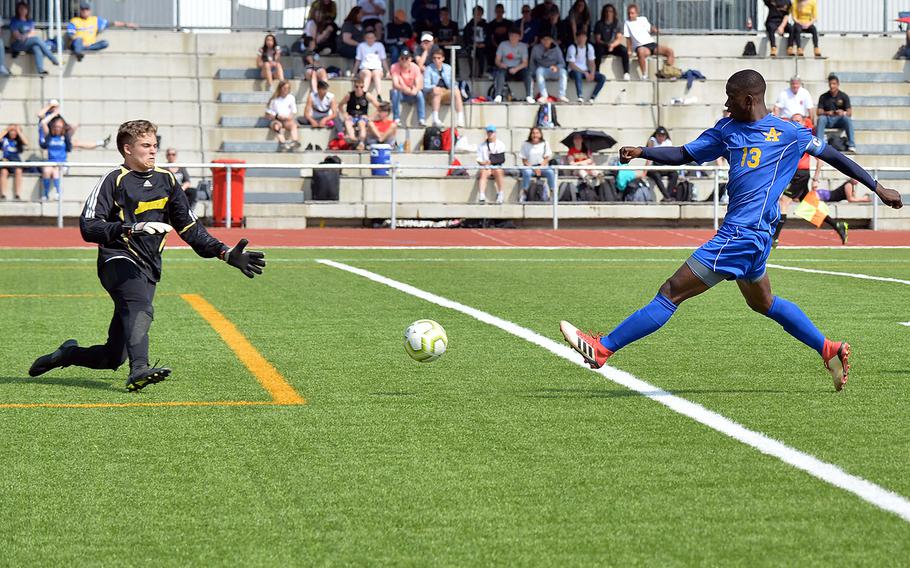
[2,227,910,248]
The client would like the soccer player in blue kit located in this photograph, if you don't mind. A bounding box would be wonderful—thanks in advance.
[561,70,903,391]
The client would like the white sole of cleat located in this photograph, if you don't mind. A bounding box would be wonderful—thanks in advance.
[826,343,850,391]
[559,320,598,366]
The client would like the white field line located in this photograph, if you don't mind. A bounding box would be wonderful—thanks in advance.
[3,257,910,264]
[900,322,910,327]
[318,258,910,524]
[767,264,910,286]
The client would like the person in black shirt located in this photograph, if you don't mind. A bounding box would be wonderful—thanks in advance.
[592,3,629,79]
[816,74,855,153]
[28,120,266,392]
[462,5,488,77]
[385,9,413,63]
[433,7,460,56]
[763,0,791,57]
[485,4,512,67]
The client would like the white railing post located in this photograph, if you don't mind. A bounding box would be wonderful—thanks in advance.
[225,164,232,229]
[390,162,397,230]
[56,165,63,228]
[712,167,720,231]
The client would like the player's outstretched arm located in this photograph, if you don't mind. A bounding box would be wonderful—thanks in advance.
[816,145,903,209]
[619,145,693,166]
[222,239,266,279]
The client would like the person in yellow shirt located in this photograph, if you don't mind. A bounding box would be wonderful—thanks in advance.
[66,1,137,61]
[787,0,820,57]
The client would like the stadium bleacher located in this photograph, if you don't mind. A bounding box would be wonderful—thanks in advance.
[1,27,909,228]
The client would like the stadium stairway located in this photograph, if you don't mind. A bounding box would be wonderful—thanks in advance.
[1,30,909,228]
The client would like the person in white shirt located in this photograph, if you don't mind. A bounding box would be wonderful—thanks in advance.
[354,30,389,95]
[476,125,507,203]
[519,127,556,202]
[264,80,300,152]
[773,75,815,121]
[623,3,675,81]
[566,31,606,104]
[644,126,678,200]
[303,80,339,129]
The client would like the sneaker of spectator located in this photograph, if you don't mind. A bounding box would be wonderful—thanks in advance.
[624,3,674,80]
[532,33,569,102]
[68,1,137,62]
[265,80,300,151]
[257,33,285,91]
[354,29,389,96]
[773,75,814,121]
[10,2,60,76]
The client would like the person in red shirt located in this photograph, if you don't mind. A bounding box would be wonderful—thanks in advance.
[773,113,847,246]
[366,101,398,146]
[565,133,599,185]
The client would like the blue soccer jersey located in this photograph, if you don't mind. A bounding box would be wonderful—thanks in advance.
[684,114,826,233]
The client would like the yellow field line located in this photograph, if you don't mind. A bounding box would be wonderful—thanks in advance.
[0,400,284,410]
[181,293,306,405]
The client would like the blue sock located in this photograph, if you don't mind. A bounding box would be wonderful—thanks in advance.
[52,178,61,194]
[765,296,825,354]
[601,294,678,352]
[41,178,50,198]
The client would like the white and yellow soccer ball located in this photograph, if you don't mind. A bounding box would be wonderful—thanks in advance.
[404,319,448,363]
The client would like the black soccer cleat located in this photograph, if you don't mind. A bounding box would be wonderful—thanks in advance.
[836,221,849,245]
[125,367,171,392]
[28,339,77,377]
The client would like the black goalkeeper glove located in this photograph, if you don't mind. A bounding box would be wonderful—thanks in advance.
[223,239,266,278]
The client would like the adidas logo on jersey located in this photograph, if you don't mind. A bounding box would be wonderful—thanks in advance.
[143,180,153,188]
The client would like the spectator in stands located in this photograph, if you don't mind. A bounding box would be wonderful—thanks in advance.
[565,132,599,186]
[38,116,70,201]
[773,75,814,120]
[624,3,674,81]
[0,15,8,76]
[476,125,507,204]
[517,5,538,46]
[385,9,414,64]
[531,33,569,103]
[303,79,338,130]
[536,8,562,46]
[265,80,300,152]
[340,78,377,149]
[257,34,285,91]
[302,50,329,93]
[354,30,388,96]
[818,179,870,203]
[486,4,512,67]
[645,126,677,200]
[816,74,855,153]
[763,0,791,57]
[164,148,194,207]
[67,1,137,62]
[390,50,426,126]
[358,0,386,41]
[310,0,338,32]
[566,0,592,43]
[519,127,556,202]
[788,0,820,57]
[366,101,397,146]
[434,7,460,55]
[530,0,558,23]
[411,0,441,35]
[415,32,441,70]
[302,10,337,55]
[567,31,606,103]
[424,50,465,126]
[10,2,60,76]
[593,4,631,80]
[337,7,364,62]
[493,28,533,104]
[0,124,27,201]
[463,6,489,77]
[38,99,77,138]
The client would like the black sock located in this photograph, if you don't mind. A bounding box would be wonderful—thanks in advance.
[822,215,839,230]
[773,215,787,241]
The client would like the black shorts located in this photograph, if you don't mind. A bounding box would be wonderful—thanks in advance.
[640,42,658,53]
[784,169,810,200]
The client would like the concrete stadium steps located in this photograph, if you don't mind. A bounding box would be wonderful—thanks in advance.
[835,72,909,83]
[658,34,901,61]
[851,96,910,106]
[0,99,202,126]
[0,75,200,101]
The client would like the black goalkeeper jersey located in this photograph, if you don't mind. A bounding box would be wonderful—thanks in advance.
[80,165,227,282]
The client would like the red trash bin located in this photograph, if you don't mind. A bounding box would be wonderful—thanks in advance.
[210,159,246,227]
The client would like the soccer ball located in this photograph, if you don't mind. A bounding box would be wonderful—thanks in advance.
[404,319,448,363]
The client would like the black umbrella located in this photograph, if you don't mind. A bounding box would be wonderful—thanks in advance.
[560,130,617,153]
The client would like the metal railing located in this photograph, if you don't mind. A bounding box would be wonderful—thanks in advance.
[5,160,896,232]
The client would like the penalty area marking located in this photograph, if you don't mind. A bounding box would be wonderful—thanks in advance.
[317,258,910,525]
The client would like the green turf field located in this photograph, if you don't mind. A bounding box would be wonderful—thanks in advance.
[1,246,909,565]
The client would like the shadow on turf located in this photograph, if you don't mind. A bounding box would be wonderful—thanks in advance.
[0,376,121,392]
[520,387,812,399]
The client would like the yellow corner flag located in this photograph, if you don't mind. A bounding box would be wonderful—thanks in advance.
[794,190,830,228]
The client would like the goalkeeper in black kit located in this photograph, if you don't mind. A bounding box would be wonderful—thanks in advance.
[28,120,266,392]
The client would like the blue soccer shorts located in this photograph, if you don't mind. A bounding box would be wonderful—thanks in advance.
[686,224,773,287]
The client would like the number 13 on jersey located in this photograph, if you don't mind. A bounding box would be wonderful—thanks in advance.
[740,147,762,168]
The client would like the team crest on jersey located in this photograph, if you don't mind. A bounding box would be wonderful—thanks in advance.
[764,127,781,142]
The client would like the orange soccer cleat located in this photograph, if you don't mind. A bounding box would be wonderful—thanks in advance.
[823,339,851,392]
[560,320,613,369]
